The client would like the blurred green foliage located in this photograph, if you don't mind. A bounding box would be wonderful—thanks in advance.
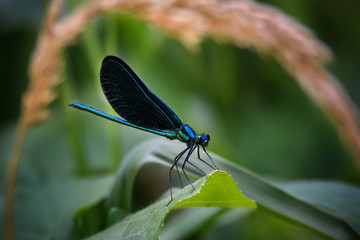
[1,0,359,239]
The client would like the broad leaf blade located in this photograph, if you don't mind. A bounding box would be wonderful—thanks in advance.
[106,139,359,239]
[172,171,256,209]
[88,171,256,240]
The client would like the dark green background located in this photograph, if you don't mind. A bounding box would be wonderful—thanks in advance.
[1,0,359,239]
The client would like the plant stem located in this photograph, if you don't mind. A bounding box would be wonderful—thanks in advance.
[5,118,28,240]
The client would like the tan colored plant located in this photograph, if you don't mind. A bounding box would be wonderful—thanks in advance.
[5,0,360,239]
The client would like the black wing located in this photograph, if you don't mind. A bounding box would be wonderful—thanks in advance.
[100,56,183,131]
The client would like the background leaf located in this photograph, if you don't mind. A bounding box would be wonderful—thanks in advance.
[0,117,114,240]
[279,180,360,236]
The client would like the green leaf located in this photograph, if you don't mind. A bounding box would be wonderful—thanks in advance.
[105,139,360,240]
[87,171,256,240]
[172,171,256,209]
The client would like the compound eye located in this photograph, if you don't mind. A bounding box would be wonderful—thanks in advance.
[205,134,210,141]
[201,134,210,147]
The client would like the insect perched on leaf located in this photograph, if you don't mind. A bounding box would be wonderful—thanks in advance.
[69,56,218,203]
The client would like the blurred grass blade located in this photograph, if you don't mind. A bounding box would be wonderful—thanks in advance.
[88,171,255,240]
[278,180,360,237]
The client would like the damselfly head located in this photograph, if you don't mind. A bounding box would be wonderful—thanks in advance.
[196,133,210,147]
